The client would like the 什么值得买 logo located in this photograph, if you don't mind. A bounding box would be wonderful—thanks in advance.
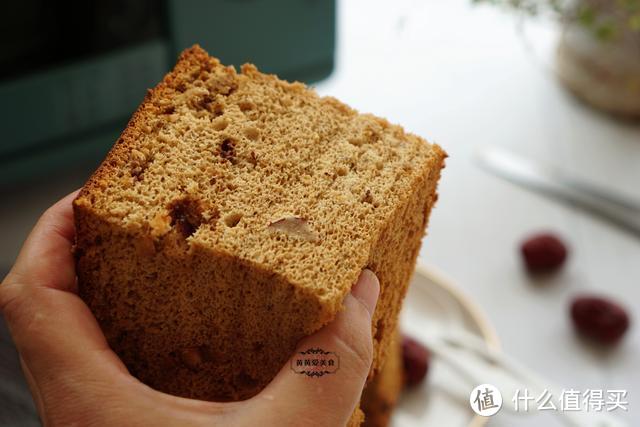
[290,348,340,377]
[470,384,503,417]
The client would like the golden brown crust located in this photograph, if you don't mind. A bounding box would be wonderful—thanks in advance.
[77,46,220,202]
[73,45,445,425]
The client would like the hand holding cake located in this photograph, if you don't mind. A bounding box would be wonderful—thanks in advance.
[0,46,443,427]
[0,191,381,427]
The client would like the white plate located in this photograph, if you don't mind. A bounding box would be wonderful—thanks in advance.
[392,264,500,427]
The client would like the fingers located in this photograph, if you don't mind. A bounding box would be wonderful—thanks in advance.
[2,190,79,292]
[249,270,380,427]
[2,284,128,379]
[0,191,131,417]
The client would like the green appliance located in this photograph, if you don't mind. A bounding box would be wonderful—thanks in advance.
[0,0,335,187]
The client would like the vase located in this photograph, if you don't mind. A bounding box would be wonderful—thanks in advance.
[555,7,640,118]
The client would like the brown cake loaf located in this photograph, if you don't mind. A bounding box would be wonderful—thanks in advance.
[74,45,445,407]
[361,329,404,427]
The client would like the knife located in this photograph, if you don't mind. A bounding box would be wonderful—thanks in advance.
[475,147,640,238]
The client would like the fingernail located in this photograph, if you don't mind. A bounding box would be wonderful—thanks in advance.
[351,269,380,318]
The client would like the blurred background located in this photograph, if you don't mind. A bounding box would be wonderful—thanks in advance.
[1,0,639,426]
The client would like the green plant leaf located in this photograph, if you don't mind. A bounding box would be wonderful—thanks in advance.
[595,21,616,40]
[578,6,596,27]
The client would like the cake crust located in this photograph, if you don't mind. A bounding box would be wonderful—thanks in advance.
[361,329,404,427]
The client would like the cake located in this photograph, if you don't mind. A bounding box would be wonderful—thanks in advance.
[73,45,445,421]
[361,329,404,427]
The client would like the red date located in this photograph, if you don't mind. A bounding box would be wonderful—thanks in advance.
[401,335,430,387]
[571,296,630,345]
[521,232,568,274]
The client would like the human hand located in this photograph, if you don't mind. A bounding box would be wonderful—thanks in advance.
[0,191,380,427]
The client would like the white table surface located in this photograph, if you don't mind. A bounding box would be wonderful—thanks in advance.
[0,1,638,426]
[314,0,640,425]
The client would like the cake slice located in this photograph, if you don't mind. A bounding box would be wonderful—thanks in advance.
[361,329,404,427]
[74,45,445,406]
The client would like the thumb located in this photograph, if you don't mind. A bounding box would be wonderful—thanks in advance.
[250,269,380,427]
